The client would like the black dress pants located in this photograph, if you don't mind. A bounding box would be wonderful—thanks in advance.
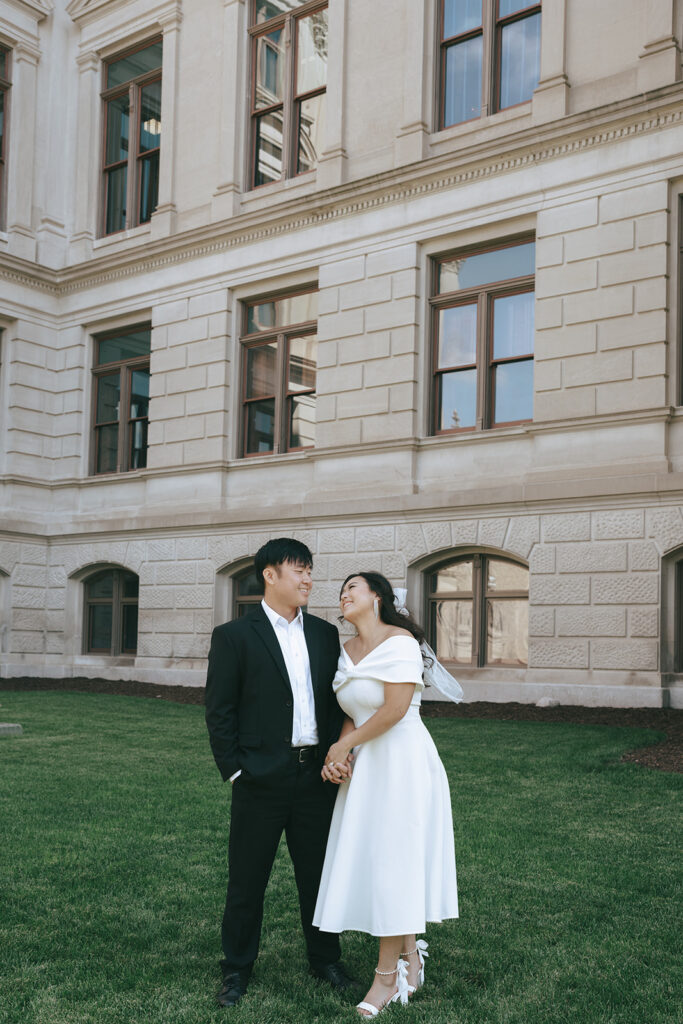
[221,757,341,973]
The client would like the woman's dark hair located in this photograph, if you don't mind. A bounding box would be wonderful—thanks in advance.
[339,571,427,649]
[255,538,313,578]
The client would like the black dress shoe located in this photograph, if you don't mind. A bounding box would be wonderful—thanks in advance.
[310,961,354,990]
[217,970,249,1008]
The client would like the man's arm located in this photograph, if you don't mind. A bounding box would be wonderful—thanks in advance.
[205,625,242,782]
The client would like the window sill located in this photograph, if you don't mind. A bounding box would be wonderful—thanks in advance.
[429,102,533,157]
[240,171,317,214]
[75,655,136,666]
[93,222,152,255]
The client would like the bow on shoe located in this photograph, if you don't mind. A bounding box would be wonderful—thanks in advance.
[395,958,410,1005]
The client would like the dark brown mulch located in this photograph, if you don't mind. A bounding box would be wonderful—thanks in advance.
[1,677,681,774]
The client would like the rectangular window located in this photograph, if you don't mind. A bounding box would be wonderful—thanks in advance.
[439,0,541,129]
[0,46,10,230]
[431,238,535,433]
[241,289,317,455]
[101,39,162,235]
[250,1,328,188]
[92,325,151,474]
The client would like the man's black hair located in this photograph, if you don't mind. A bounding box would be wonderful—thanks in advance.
[254,537,313,579]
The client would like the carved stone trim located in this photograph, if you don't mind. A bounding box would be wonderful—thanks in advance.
[9,0,52,18]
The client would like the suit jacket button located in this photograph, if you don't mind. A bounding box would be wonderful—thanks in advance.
[285,700,293,708]
[284,736,291,744]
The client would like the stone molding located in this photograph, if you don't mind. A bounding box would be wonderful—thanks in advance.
[7,0,52,18]
[2,83,683,295]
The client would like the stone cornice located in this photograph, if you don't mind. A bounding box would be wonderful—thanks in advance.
[6,0,52,19]
[3,82,683,297]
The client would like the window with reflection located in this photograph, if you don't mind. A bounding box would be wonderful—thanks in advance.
[92,325,150,474]
[0,46,10,230]
[241,289,317,455]
[439,0,541,129]
[428,553,528,666]
[250,1,328,188]
[431,237,535,433]
[101,38,162,234]
[84,568,139,655]
[233,565,265,617]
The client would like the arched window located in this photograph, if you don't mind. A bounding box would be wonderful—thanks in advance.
[427,553,528,666]
[233,565,264,618]
[84,568,138,655]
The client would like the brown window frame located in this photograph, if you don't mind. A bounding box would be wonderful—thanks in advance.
[233,564,264,617]
[91,324,151,475]
[430,236,535,435]
[84,568,139,656]
[427,552,529,668]
[240,288,317,457]
[249,0,328,189]
[0,46,10,231]
[101,37,162,236]
[438,0,542,130]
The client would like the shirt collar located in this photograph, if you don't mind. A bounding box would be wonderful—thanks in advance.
[261,598,304,630]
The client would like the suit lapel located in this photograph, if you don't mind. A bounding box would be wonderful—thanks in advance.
[249,606,292,694]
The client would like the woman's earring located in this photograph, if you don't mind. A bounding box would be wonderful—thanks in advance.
[373,597,379,619]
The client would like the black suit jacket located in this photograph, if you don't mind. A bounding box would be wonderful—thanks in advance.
[205,604,343,783]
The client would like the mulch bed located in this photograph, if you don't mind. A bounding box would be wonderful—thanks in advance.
[1,677,681,774]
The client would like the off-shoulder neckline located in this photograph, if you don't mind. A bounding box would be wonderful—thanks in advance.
[341,634,417,668]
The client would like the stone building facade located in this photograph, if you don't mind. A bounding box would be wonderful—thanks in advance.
[1,0,683,707]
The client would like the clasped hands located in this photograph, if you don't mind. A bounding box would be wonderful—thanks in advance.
[321,740,354,784]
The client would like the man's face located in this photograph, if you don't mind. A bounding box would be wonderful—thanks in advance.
[263,559,312,609]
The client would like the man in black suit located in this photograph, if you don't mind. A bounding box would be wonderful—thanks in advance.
[205,537,351,1008]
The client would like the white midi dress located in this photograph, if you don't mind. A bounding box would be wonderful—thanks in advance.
[313,635,459,937]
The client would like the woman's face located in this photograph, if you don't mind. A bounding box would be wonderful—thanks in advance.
[339,575,375,622]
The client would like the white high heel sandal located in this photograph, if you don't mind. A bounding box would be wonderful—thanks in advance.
[403,939,429,995]
[356,959,410,1017]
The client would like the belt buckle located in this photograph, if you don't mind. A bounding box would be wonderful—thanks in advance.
[298,747,307,763]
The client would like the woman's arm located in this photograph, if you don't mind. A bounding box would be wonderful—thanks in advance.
[324,682,415,767]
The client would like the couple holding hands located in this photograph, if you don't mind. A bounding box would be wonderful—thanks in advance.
[205,537,461,1017]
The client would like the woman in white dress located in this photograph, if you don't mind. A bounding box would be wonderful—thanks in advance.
[312,571,459,1017]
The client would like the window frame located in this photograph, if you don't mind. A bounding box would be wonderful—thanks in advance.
[430,234,535,435]
[83,568,139,656]
[232,564,264,618]
[248,0,328,189]
[90,323,151,475]
[427,552,529,668]
[100,36,162,236]
[437,0,542,131]
[240,287,318,457]
[0,45,10,231]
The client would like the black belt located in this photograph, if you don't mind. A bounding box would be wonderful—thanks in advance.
[291,744,318,764]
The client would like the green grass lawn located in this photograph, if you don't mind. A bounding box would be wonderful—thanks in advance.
[0,692,680,1024]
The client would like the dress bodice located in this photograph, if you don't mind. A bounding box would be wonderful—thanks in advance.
[333,635,424,727]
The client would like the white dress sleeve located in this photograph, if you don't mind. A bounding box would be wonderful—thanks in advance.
[336,635,424,690]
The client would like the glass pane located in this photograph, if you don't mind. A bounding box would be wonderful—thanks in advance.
[105,94,130,164]
[97,329,151,365]
[435,599,473,663]
[89,603,113,652]
[493,359,533,424]
[439,368,477,430]
[486,599,528,665]
[289,393,316,448]
[288,335,317,392]
[443,0,482,38]
[96,424,119,474]
[246,343,277,398]
[444,35,482,127]
[439,242,535,292]
[105,166,127,234]
[0,49,7,80]
[122,603,138,653]
[122,573,139,599]
[438,304,477,367]
[247,292,317,332]
[493,291,534,359]
[499,0,535,17]
[139,151,159,223]
[253,1,308,24]
[487,559,528,593]
[96,372,120,423]
[297,92,326,173]
[130,369,149,419]
[139,81,161,152]
[246,398,275,454]
[255,30,283,108]
[254,109,283,185]
[296,9,328,94]
[86,572,114,600]
[499,12,541,109]
[237,570,264,597]
[107,41,162,89]
[433,560,473,594]
[130,418,148,470]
